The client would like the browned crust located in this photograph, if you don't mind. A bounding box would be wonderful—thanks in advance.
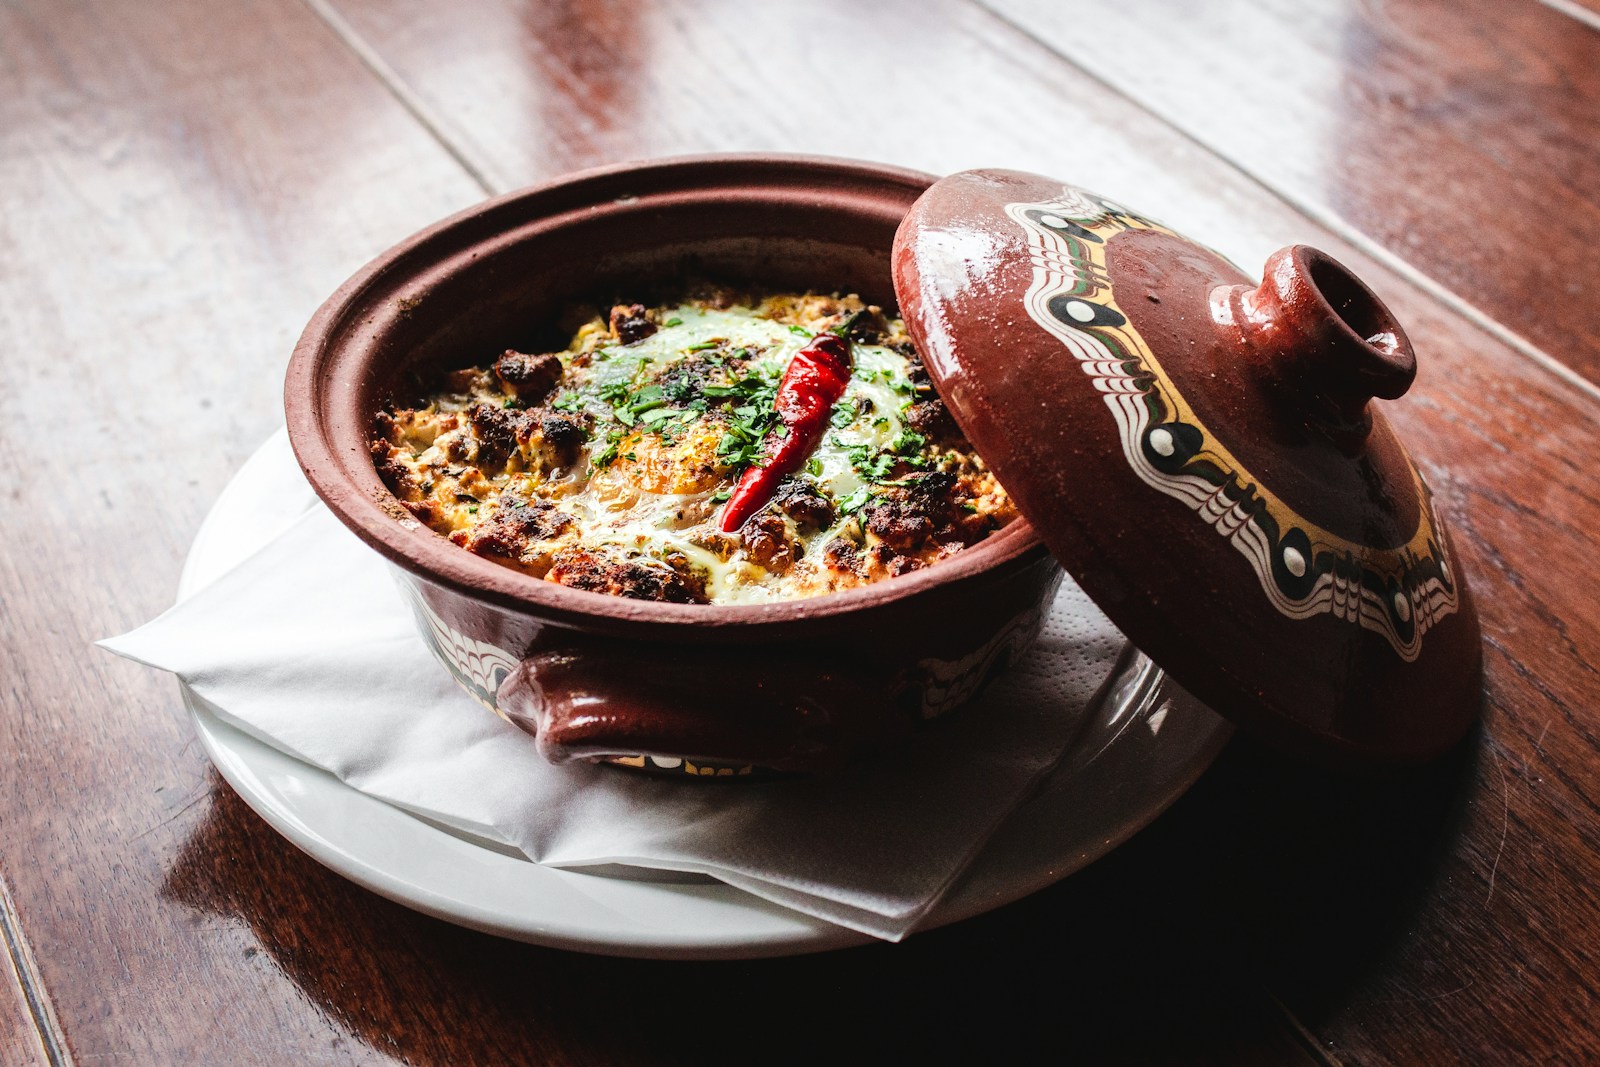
[545,548,707,604]
[455,491,573,561]
[368,295,1016,605]
[493,350,564,401]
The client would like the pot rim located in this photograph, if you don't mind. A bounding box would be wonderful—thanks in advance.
[285,153,1048,638]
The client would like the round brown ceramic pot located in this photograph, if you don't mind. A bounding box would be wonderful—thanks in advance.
[285,156,1060,776]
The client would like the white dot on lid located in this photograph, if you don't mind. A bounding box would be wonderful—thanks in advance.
[1149,427,1176,457]
[1065,300,1096,323]
[650,755,684,769]
[1440,559,1450,581]
[1394,591,1412,622]
[1040,213,1068,228]
[1282,544,1307,578]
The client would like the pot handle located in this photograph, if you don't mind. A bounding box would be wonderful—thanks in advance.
[495,640,906,774]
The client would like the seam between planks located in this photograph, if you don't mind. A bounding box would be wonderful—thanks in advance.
[296,0,503,197]
[0,875,71,1067]
[300,0,1600,416]
[1269,991,1346,1067]
[969,0,1600,416]
[1537,0,1600,34]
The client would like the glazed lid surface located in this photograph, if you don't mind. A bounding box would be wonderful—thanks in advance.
[891,169,1481,763]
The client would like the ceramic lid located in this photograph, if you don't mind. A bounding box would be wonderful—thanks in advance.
[892,169,1481,764]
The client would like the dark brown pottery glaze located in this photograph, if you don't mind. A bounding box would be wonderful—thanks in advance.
[286,156,1059,776]
[893,170,1482,764]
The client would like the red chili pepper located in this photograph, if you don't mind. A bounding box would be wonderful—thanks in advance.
[718,316,858,533]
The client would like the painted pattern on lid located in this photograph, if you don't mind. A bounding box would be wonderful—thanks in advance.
[1002,189,1460,662]
[893,169,1482,763]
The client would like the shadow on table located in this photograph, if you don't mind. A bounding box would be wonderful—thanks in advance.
[163,727,1480,1065]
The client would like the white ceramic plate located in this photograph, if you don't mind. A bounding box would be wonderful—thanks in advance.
[179,434,1231,959]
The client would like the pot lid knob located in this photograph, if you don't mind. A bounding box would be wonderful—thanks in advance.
[1214,245,1416,454]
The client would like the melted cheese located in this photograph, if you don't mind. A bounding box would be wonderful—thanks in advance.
[373,295,1016,605]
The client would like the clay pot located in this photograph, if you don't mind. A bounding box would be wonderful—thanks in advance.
[289,158,1481,773]
[285,156,1059,776]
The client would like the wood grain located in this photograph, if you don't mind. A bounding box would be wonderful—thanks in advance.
[310,0,1600,1060]
[153,772,1327,1067]
[0,883,49,1067]
[0,0,479,1061]
[0,0,1324,1058]
[0,979,41,1067]
[4,0,1600,1062]
[980,0,1600,387]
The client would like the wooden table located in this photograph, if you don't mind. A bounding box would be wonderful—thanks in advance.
[5,1,1599,1062]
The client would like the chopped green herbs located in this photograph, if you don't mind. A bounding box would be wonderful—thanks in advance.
[717,420,772,470]
[837,486,872,514]
[589,427,627,471]
[592,355,650,401]
[891,428,928,456]
[836,439,898,481]
[613,384,667,426]
[568,311,933,494]
[550,391,586,413]
[377,299,1017,608]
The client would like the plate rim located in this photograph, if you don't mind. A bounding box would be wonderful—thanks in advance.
[176,431,1232,958]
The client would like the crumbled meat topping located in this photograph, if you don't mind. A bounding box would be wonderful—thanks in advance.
[370,292,1016,604]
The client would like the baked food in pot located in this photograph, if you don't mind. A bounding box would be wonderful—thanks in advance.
[371,292,1017,607]
[286,156,1059,775]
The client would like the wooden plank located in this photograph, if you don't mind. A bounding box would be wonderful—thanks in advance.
[0,0,1327,1063]
[313,0,1600,1062]
[2,0,1596,1061]
[0,0,482,1062]
[158,779,1330,1067]
[0,880,51,1067]
[978,0,1600,386]
[0,980,44,1067]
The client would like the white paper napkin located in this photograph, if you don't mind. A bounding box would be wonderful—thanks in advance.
[101,434,1124,941]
